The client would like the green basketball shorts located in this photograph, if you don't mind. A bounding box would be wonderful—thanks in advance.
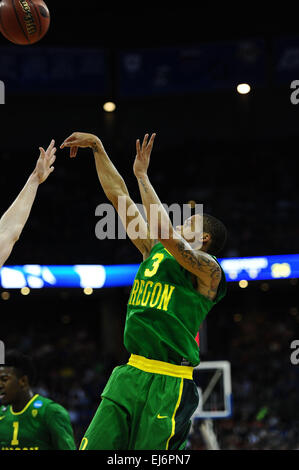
[79,354,199,450]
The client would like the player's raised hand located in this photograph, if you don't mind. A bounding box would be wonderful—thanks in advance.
[34,139,56,184]
[133,133,156,178]
[60,132,104,158]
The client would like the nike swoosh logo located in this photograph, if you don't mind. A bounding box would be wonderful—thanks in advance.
[157,414,168,419]
[0,416,5,420]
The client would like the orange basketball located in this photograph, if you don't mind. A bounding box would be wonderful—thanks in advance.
[0,0,50,45]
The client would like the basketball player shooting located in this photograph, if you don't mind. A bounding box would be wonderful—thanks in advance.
[61,132,227,450]
[0,140,56,269]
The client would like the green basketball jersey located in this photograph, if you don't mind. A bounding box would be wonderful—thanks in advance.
[0,394,76,450]
[124,242,227,367]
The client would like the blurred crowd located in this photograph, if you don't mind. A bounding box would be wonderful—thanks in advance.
[189,304,299,450]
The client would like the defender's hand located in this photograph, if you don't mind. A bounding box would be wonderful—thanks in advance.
[33,139,56,184]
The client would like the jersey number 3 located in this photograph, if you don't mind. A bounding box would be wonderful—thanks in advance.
[144,253,164,277]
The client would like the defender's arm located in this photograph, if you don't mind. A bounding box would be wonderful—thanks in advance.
[0,140,56,268]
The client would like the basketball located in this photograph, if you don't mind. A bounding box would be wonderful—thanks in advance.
[0,0,50,45]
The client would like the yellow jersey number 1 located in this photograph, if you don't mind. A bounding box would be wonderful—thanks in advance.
[11,421,19,445]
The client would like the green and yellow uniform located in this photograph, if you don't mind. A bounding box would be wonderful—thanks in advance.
[80,242,226,450]
[0,394,76,450]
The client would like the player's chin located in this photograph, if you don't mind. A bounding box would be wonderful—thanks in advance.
[0,394,9,405]
[181,234,196,244]
[186,235,196,243]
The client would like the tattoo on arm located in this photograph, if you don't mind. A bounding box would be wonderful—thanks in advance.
[177,240,221,299]
[205,266,221,299]
[138,178,148,194]
[210,266,221,287]
[176,241,215,271]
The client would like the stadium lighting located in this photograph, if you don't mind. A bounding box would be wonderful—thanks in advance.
[103,101,116,112]
[239,280,248,288]
[83,287,93,295]
[21,287,30,295]
[1,291,10,300]
[237,83,251,95]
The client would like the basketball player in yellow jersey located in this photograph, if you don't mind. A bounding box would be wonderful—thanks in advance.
[0,140,56,269]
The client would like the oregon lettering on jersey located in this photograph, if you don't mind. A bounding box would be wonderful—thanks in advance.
[128,279,175,311]
[1,446,39,450]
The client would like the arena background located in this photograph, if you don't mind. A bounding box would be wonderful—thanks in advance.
[0,3,299,450]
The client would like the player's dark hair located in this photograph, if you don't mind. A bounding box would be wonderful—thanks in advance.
[203,213,227,255]
[4,350,36,385]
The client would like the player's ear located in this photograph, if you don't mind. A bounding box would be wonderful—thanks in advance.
[198,232,211,250]
[199,232,210,243]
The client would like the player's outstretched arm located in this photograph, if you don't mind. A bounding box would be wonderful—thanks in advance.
[134,134,221,299]
[0,140,56,268]
[60,132,154,259]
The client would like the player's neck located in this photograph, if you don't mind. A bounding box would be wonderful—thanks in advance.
[11,390,34,413]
